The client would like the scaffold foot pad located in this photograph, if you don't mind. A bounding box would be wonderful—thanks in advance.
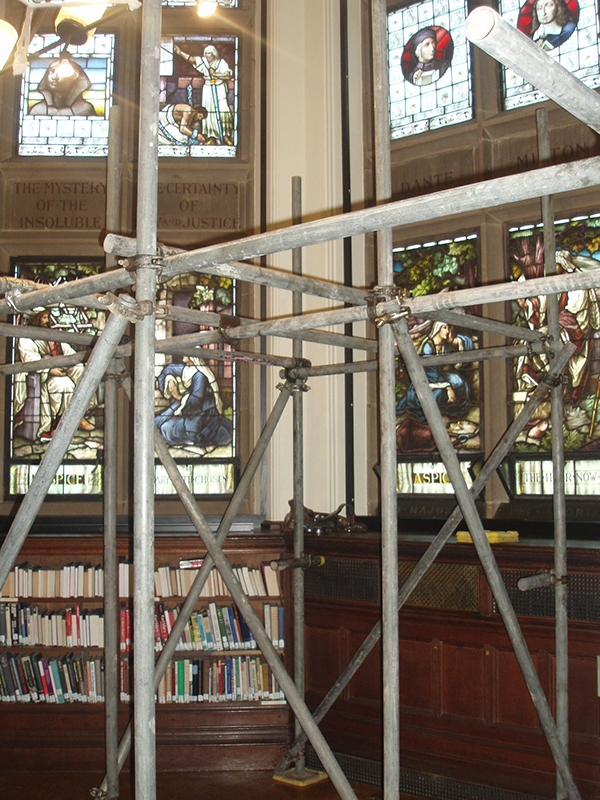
[273,769,329,787]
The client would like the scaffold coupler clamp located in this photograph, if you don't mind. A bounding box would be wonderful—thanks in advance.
[123,253,165,282]
[541,369,568,388]
[281,357,311,392]
[269,553,325,571]
[4,288,24,315]
[517,569,565,591]
[365,285,411,328]
[98,292,154,323]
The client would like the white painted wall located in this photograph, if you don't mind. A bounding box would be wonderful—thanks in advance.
[264,0,369,520]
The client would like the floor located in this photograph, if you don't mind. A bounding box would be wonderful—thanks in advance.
[0,770,425,800]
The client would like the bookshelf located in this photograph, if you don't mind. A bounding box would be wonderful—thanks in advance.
[0,527,291,772]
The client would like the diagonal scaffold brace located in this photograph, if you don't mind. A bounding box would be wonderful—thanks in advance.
[392,315,582,800]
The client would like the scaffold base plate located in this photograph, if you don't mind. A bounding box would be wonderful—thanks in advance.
[273,769,329,787]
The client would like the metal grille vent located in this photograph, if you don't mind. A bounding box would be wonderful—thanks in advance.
[304,557,379,602]
[497,571,600,621]
[306,746,545,800]
[399,560,479,612]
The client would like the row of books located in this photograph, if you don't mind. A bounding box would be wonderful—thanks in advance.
[1,562,106,600]
[156,561,281,598]
[155,655,284,704]
[151,601,284,653]
[0,651,104,704]
[1,600,284,653]
[1,602,104,648]
[0,560,282,600]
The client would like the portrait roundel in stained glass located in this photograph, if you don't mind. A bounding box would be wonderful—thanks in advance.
[388,0,472,139]
[517,0,579,50]
[401,26,453,87]
[499,0,599,110]
[18,35,115,157]
[159,35,238,158]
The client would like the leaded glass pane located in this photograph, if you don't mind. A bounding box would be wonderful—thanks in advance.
[18,35,115,157]
[508,213,600,495]
[154,274,236,496]
[394,233,482,493]
[388,0,472,139]
[159,35,238,158]
[499,0,600,110]
[8,260,106,496]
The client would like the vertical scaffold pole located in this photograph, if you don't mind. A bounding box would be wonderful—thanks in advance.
[132,0,160,795]
[103,359,120,800]
[103,103,122,800]
[371,3,400,798]
[291,175,307,779]
[536,108,569,800]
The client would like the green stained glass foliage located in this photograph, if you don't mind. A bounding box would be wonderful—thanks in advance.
[154,273,236,497]
[8,260,106,497]
[508,215,600,494]
[393,234,482,493]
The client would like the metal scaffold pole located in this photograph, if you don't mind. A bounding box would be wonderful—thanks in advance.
[103,359,120,800]
[371,2,400,797]
[131,0,160,794]
[291,176,308,781]
[536,109,570,800]
[103,103,123,800]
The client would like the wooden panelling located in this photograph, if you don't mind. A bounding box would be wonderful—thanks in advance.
[347,629,382,705]
[491,647,542,730]
[440,642,485,722]
[297,533,600,798]
[569,656,600,739]
[399,637,437,715]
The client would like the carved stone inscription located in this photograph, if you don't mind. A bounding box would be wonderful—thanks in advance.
[157,181,241,232]
[392,150,474,200]
[9,181,106,230]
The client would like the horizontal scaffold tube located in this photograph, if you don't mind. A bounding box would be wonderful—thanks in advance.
[104,234,366,306]
[0,158,597,317]
[144,266,600,351]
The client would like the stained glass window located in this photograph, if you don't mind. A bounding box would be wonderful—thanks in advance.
[388,0,472,139]
[159,35,238,158]
[8,260,106,496]
[499,0,600,110]
[154,273,236,496]
[507,213,600,495]
[18,35,115,157]
[393,233,482,494]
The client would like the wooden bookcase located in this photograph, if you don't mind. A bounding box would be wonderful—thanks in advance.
[0,528,291,773]
[293,531,600,800]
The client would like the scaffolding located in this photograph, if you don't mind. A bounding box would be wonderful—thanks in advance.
[0,2,599,799]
